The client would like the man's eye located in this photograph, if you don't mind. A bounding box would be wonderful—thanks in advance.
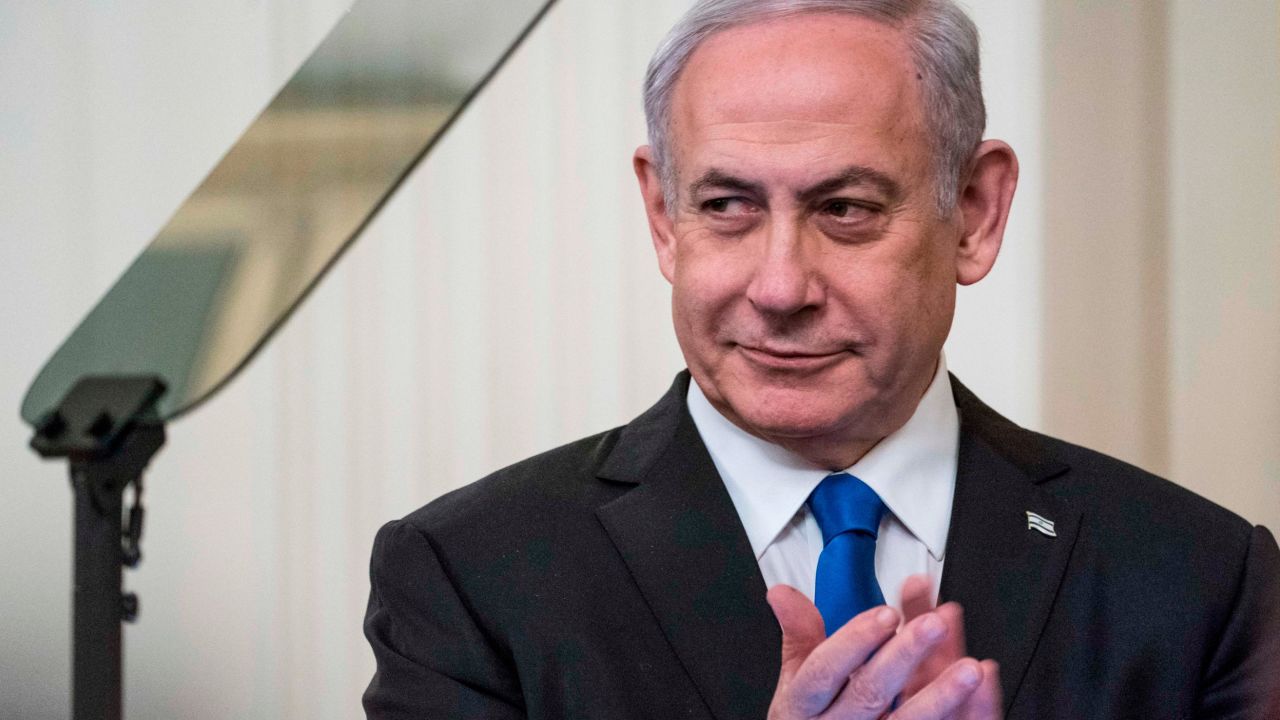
[822,199,876,220]
[703,197,748,214]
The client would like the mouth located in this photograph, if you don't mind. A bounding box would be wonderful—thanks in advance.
[736,344,848,371]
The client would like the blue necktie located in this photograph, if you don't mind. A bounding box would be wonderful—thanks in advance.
[807,472,887,636]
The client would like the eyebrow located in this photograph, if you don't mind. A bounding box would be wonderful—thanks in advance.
[687,166,902,205]
[687,170,766,200]
[796,166,902,205]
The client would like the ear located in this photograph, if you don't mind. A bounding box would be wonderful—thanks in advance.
[955,140,1018,286]
[633,145,678,283]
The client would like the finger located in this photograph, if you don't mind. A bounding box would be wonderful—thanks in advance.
[785,604,900,716]
[767,585,826,681]
[902,602,966,700]
[888,659,984,720]
[957,660,1002,720]
[932,603,968,670]
[900,574,934,623]
[824,611,949,717]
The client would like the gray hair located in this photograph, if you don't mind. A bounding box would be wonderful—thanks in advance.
[642,0,985,215]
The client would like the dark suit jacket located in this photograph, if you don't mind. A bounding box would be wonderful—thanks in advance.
[363,373,1280,719]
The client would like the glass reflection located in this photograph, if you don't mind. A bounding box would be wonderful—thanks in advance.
[21,0,556,424]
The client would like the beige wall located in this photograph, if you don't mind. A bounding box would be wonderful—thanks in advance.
[1,1,1277,718]
[1166,0,1280,529]
[1042,1,1170,476]
[1041,0,1280,532]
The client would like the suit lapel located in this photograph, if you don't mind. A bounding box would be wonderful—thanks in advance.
[595,374,781,720]
[940,378,1080,714]
[593,373,1081,717]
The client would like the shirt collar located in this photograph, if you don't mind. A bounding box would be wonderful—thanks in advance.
[687,356,958,562]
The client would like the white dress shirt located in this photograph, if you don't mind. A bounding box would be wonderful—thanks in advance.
[686,357,959,612]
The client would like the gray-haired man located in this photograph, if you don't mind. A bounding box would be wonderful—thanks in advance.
[364,2,1280,718]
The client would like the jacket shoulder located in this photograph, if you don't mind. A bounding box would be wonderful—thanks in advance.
[952,374,1254,540]
[1035,430,1253,543]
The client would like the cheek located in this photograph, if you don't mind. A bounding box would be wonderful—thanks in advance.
[671,267,735,338]
[891,239,958,344]
[670,235,752,324]
[835,234,956,345]
[917,238,960,310]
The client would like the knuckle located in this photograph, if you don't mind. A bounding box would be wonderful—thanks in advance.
[797,653,838,689]
[842,672,891,712]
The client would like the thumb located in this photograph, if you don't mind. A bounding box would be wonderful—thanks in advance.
[767,585,826,681]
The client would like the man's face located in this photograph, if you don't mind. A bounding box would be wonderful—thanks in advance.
[639,14,977,467]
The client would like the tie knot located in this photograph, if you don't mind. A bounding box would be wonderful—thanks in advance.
[807,473,886,545]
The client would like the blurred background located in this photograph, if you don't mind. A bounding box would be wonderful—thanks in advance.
[1,0,1276,718]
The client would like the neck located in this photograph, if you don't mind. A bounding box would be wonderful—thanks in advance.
[771,435,883,472]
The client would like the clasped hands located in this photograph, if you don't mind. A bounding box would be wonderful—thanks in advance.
[767,576,1002,720]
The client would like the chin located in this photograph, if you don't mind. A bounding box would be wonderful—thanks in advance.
[730,390,856,441]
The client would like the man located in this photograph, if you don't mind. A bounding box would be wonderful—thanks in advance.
[363,1,1280,718]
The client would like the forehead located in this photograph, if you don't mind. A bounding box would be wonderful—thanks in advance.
[670,13,928,182]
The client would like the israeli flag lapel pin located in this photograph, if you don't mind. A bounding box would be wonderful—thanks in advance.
[1026,511,1057,537]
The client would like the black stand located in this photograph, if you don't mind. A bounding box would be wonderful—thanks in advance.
[31,376,167,720]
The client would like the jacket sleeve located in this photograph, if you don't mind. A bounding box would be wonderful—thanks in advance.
[363,519,526,719]
[1196,524,1280,718]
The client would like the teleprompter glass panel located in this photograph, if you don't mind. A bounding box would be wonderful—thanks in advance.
[21,0,556,424]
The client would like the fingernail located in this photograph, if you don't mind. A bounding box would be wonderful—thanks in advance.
[876,607,897,627]
[958,663,981,688]
[920,614,945,641]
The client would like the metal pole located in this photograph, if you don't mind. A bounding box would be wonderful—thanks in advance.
[71,465,125,720]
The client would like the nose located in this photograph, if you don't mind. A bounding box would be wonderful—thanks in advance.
[745,221,823,317]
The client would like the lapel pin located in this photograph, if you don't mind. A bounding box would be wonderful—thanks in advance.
[1026,511,1057,537]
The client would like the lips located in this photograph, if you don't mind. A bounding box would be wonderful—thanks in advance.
[737,344,847,371]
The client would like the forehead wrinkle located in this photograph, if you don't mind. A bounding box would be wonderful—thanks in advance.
[701,119,876,135]
[696,114,916,141]
[678,57,922,139]
[689,113,925,168]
